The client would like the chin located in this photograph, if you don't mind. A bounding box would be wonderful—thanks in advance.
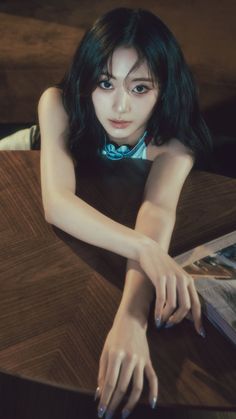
[106,126,135,136]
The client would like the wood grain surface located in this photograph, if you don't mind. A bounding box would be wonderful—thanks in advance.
[0,151,236,419]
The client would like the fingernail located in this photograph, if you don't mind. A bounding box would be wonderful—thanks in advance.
[199,327,206,338]
[94,386,100,401]
[155,317,162,328]
[121,409,130,419]
[105,410,114,419]
[150,397,157,409]
[164,322,174,329]
[98,404,106,418]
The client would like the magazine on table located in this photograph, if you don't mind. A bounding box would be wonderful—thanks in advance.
[174,231,236,346]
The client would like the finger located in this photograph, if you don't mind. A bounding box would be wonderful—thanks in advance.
[161,275,177,324]
[188,280,205,337]
[98,351,123,417]
[154,274,167,328]
[121,362,144,418]
[165,275,191,327]
[145,361,158,409]
[106,356,136,416]
[97,350,109,396]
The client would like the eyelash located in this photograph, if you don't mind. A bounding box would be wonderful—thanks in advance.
[98,80,150,94]
[99,80,113,90]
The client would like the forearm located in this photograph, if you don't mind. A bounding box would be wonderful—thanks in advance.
[115,203,176,328]
[45,190,147,261]
[134,202,176,252]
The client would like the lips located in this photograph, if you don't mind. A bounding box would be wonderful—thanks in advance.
[109,119,132,129]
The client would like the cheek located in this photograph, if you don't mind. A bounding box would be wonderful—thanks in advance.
[144,95,158,116]
[134,97,157,119]
[148,92,158,107]
[92,91,109,116]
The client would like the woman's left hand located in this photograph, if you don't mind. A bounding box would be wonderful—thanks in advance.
[95,314,158,419]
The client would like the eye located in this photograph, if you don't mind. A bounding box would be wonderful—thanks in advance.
[98,80,113,90]
[132,85,150,94]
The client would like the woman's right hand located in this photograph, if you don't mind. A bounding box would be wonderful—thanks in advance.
[137,237,205,336]
[96,312,158,419]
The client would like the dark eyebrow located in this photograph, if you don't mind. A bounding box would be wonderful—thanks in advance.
[131,77,153,82]
[100,72,153,83]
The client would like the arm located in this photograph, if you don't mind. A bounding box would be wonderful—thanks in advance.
[115,143,202,331]
[38,87,146,261]
[39,89,201,330]
[96,147,203,418]
[116,208,175,329]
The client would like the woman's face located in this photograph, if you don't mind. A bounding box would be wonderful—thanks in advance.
[92,47,159,146]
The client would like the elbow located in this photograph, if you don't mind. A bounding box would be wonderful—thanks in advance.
[42,198,58,225]
[42,189,76,226]
[44,213,53,225]
[44,207,55,225]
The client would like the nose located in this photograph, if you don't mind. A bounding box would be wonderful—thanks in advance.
[112,87,131,114]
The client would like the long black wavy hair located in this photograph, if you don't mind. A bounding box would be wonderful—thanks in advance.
[56,7,213,168]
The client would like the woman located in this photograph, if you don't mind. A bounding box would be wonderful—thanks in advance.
[1,8,212,419]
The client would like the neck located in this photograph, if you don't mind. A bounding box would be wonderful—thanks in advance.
[108,129,147,147]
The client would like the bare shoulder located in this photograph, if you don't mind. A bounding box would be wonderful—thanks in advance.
[148,137,195,164]
[38,86,69,142]
[38,86,62,102]
[151,137,195,178]
[38,87,65,118]
[166,137,195,160]
[39,86,76,205]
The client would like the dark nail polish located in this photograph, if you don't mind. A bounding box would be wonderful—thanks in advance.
[155,317,162,328]
[199,327,206,338]
[150,397,157,409]
[98,405,106,418]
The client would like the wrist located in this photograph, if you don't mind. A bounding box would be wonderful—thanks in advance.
[113,303,149,332]
[135,233,156,262]
[115,260,155,330]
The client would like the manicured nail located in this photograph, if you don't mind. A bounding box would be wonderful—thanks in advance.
[94,386,100,401]
[199,327,206,338]
[150,397,157,409]
[98,404,106,418]
[164,322,174,329]
[155,317,162,328]
[121,409,130,419]
[105,410,114,419]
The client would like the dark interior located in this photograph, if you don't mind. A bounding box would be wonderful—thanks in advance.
[0,0,235,177]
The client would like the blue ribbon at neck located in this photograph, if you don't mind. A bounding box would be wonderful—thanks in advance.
[101,131,148,160]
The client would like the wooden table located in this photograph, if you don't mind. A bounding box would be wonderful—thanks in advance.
[0,151,236,419]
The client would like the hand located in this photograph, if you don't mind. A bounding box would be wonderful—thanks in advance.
[95,315,158,418]
[137,237,204,336]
